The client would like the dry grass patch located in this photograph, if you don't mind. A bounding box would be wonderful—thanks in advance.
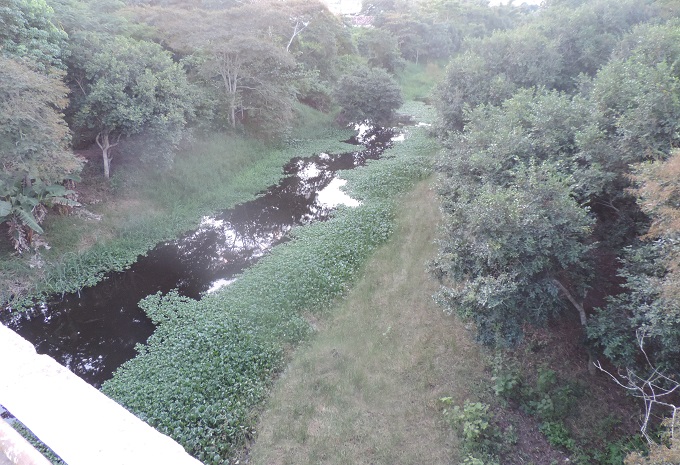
[249,179,486,465]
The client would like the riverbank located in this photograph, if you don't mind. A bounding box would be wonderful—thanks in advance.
[248,177,487,465]
[0,105,353,307]
[98,102,440,464]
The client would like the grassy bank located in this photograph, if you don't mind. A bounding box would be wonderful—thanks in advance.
[248,178,487,465]
[397,61,446,102]
[0,105,353,307]
[101,102,440,464]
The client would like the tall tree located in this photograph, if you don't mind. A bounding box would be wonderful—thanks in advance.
[333,65,403,125]
[127,4,298,136]
[74,35,195,178]
[354,27,405,74]
[0,55,81,185]
[0,0,68,72]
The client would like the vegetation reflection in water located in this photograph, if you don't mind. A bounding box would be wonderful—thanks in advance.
[0,125,399,387]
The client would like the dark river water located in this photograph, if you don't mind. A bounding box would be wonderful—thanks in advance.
[0,125,400,388]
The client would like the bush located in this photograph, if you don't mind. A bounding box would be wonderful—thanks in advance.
[334,65,403,125]
[441,398,502,465]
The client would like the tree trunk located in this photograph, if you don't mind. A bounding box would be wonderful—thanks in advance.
[286,19,309,52]
[230,97,236,128]
[552,279,587,326]
[96,132,119,179]
[552,279,596,375]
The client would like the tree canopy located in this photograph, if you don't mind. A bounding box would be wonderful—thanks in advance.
[0,55,81,185]
[74,34,196,177]
[0,0,68,72]
[334,65,403,125]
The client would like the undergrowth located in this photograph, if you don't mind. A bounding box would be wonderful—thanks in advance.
[102,102,437,464]
[441,398,508,465]
[490,354,647,465]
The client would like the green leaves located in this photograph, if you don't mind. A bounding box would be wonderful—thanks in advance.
[0,0,68,72]
[74,34,196,176]
[0,201,12,218]
[334,65,404,125]
[0,176,82,251]
[0,55,82,185]
[433,160,594,345]
[441,398,503,465]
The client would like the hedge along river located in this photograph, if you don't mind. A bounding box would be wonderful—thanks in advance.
[0,125,402,388]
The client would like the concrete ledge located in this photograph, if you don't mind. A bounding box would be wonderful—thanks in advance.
[0,418,51,465]
[0,324,203,465]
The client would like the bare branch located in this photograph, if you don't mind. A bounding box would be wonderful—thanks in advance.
[594,332,679,445]
[286,18,310,52]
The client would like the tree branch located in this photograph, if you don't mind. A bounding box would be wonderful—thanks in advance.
[286,18,310,52]
[552,278,587,326]
[594,332,679,444]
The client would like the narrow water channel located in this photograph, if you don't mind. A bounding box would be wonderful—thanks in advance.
[0,125,400,388]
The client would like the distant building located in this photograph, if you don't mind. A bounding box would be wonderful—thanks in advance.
[321,0,362,15]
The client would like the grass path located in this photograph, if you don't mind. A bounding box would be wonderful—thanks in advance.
[249,178,486,465]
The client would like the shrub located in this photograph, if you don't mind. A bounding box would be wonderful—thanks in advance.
[441,398,502,465]
[334,65,404,125]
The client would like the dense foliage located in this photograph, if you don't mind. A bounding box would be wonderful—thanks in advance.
[432,1,680,461]
[334,65,403,125]
[433,162,594,345]
[74,34,196,177]
[1,0,525,250]
[7,0,680,462]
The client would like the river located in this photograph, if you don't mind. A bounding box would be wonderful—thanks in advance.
[0,124,401,388]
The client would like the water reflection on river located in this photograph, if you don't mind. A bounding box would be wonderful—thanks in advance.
[0,125,401,387]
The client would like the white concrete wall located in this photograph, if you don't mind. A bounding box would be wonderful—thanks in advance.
[0,418,52,465]
[0,324,203,465]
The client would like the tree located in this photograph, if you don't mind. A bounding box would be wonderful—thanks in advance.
[0,0,68,72]
[536,0,653,90]
[282,0,352,81]
[589,151,680,376]
[199,34,295,133]
[439,88,592,197]
[434,51,515,132]
[432,162,594,345]
[333,65,403,126]
[586,59,680,167]
[127,4,298,137]
[0,55,81,185]
[74,35,196,178]
[354,27,405,74]
[434,0,653,133]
